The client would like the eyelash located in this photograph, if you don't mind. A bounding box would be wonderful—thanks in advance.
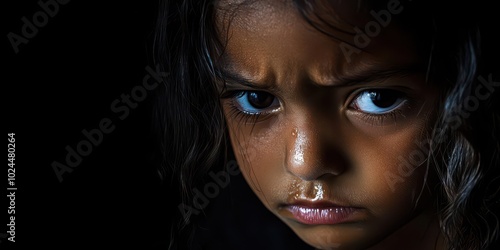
[222,91,267,124]
[353,108,407,126]
[348,89,410,126]
[221,89,410,125]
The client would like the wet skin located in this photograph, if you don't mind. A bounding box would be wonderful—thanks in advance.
[216,1,443,249]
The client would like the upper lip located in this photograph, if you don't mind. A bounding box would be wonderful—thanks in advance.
[285,199,354,208]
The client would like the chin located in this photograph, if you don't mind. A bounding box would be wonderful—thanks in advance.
[286,222,384,250]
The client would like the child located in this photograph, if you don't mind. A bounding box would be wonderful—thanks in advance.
[154,0,500,249]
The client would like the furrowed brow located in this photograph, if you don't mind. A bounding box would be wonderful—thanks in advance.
[327,64,425,87]
[218,68,274,90]
[219,63,425,90]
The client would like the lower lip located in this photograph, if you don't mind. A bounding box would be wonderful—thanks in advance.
[286,206,358,225]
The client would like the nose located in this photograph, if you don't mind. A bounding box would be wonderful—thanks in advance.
[285,126,346,181]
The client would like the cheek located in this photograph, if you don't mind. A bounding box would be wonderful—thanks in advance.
[227,117,287,209]
[346,119,431,217]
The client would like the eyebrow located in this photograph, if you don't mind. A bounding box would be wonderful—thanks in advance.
[219,63,425,89]
[219,69,273,90]
[332,64,425,86]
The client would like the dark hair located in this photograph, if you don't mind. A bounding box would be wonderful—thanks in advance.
[153,1,227,248]
[153,0,500,249]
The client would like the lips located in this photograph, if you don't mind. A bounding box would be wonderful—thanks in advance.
[283,201,360,225]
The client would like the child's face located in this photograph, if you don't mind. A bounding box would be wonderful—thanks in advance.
[218,1,440,249]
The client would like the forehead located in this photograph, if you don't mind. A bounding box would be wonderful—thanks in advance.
[215,0,366,36]
[214,0,423,85]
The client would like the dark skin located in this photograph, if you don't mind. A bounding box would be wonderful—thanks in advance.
[216,1,445,249]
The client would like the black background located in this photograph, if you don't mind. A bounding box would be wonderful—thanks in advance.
[4,0,171,248]
[3,1,312,249]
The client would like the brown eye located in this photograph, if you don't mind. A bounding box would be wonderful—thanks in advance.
[369,90,400,108]
[248,91,275,109]
[351,89,406,114]
[233,91,280,115]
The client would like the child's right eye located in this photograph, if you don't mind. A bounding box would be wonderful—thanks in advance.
[232,91,281,115]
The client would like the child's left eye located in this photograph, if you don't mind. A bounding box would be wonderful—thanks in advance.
[350,89,407,114]
[233,91,281,115]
